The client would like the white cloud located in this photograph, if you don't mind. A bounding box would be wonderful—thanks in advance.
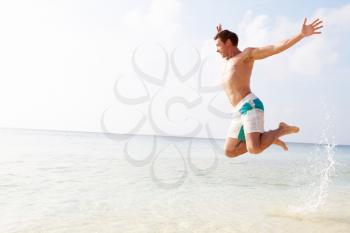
[287,4,350,76]
[121,0,183,45]
[314,4,350,32]
[147,0,181,28]
[236,4,350,78]
[288,37,338,76]
[238,11,271,47]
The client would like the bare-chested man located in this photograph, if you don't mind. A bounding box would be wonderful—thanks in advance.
[215,17,323,157]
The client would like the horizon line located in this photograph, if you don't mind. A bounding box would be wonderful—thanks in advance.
[0,126,346,147]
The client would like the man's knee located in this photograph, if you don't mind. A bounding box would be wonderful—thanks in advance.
[245,132,263,155]
[224,148,239,158]
[247,144,262,154]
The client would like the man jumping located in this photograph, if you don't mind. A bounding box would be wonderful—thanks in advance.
[215,17,323,157]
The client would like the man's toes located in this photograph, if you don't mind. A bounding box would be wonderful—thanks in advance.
[279,122,288,128]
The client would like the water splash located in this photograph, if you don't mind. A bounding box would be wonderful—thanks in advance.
[289,100,337,214]
[303,138,336,211]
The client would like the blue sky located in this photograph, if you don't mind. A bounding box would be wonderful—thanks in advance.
[0,0,349,145]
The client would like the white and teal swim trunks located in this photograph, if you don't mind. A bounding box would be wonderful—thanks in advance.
[227,93,264,141]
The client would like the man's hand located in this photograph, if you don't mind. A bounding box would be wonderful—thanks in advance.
[301,18,323,37]
[246,17,324,61]
[216,23,222,33]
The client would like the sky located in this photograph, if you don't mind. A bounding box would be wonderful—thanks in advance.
[0,0,349,145]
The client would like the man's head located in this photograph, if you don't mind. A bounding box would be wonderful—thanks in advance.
[214,30,239,58]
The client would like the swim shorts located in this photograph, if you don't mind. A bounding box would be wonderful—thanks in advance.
[226,93,264,141]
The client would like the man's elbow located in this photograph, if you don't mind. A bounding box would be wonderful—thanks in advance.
[252,47,279,60]
[273,46,284,55]
[261,48,281,59]
[273,42,292,55]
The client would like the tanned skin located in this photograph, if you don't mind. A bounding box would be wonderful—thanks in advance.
[216,18,323,157]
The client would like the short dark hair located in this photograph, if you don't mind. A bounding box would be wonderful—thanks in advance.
[214,30,239,46]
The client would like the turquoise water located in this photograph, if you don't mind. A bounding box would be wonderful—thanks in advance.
[0,128,349,233]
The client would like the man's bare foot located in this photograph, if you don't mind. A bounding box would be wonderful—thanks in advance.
[278,122,300,137]
[273,138,288,151]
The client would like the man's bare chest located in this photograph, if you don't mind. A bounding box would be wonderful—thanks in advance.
[222,61,253,83]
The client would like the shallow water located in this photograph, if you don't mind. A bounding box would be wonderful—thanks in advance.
[0,128,349,233]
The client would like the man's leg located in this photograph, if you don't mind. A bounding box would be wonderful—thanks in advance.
[224,137,247,158]
[245,122,299,154]
[224,134,288,158]
[274,138,288,151]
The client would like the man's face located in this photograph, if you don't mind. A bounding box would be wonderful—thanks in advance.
[215,38,228,58]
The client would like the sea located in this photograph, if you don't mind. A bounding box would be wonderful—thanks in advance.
[0,128,349,233]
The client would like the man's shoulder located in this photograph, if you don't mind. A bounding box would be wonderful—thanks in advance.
[242,47,256,54]
[240,47,256,62]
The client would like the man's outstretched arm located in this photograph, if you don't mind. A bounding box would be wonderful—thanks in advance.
[245,18,323,60]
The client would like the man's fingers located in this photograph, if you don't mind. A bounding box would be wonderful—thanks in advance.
[303,17,307,25]
[313,31,322,34]
[216,23,222,32]
[313,20,323,27]
[311,18,320,26]
[314,26,323,30]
